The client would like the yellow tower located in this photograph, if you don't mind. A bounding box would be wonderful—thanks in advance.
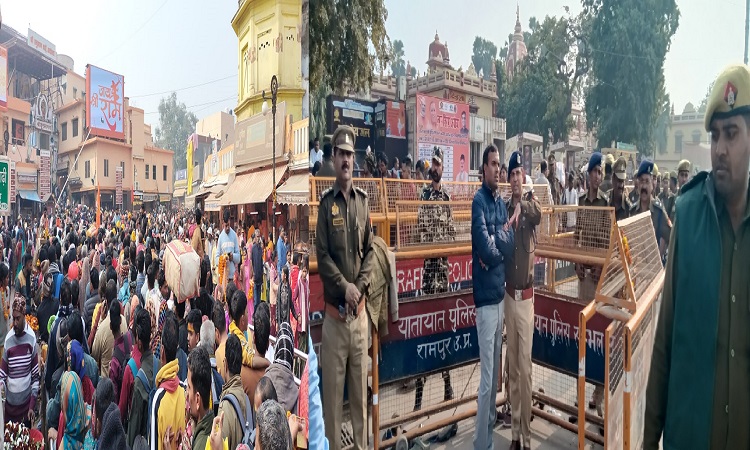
[232,0,304,122]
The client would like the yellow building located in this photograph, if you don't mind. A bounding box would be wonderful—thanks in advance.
[232,0,304,122]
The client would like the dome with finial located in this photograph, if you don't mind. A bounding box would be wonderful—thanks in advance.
[682,102,696,115]
[426,31,453,71]
[506,4,528,82]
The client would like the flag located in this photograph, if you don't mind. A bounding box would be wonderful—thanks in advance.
[186,136,194,196]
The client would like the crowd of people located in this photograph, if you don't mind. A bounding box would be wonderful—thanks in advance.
[0,203,310,450]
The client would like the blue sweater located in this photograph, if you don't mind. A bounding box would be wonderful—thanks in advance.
[471,183,515,308]
[218,228,241,280]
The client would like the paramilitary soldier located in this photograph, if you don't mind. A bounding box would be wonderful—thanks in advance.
[316,125,377,450]
[414,146,455,412]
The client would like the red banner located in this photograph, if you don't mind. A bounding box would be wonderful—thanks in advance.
[39,150,50,200]
[385,101,406,139]
[115,166,123,206]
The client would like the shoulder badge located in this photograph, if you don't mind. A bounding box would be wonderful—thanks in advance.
[354,186,368,198]
[320,187,333,201]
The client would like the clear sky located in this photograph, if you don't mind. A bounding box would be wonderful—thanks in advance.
[3,0,239,129]
[384,0,747,114]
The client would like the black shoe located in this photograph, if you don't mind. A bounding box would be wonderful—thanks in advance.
[509,440,521,450]
[496,410,512,428]
[444,384,454,402]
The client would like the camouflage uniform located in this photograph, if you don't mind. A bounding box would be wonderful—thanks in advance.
[419,184,455,295]
[414,182,455,411]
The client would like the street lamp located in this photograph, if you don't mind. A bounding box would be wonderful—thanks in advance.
[262,75,279,244]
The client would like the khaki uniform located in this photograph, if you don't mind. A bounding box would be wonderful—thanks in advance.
[504,193,542,447]
[607,190,632,221]
[315,125,376,450]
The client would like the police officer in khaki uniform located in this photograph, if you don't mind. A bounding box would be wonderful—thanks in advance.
[677,159,691,190]
[315,125,376,450]
[504,151,542,450]
[600,153,615,194]
[631,160,671,263]
[608,157,632,221]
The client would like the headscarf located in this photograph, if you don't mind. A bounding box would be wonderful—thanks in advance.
[67,340,86,381]
[275,322,295,372]
[12,291,25,314]
[60,371,87,450]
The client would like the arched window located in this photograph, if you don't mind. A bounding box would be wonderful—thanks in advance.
[692,130,702,144]
[675,130,683,154]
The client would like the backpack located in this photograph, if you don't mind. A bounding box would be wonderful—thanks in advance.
[133,355,160,438]
[112,334,133,383]
[223,392,254,447]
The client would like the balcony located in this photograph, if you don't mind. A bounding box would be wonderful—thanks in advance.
[287,117,309,170]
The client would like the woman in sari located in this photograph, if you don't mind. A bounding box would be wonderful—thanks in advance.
[58,371,89,450]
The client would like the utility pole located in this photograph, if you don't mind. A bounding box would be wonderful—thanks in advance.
[745,0,749,64]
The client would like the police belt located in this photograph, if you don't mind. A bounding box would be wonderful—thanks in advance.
[325,300,365,321]
[506,285,533,301]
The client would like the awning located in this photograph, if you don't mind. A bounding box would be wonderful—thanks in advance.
[204,189,225,212]
[277,173,309,205]
[221,166,284,206]
[185,195,196,208]
[172,188,186,198]
[18,190,41,202]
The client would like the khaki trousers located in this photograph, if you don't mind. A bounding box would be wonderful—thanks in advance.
[322,311,368,450]
[504,292,534,445]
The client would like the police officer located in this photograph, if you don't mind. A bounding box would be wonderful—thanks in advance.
[600,153,615,194]
[504,151,542,450]
[575,152,609,300]
[658,171,671,206]
[575,152,608,417]
[315,125,376,450]
[608,157,632,221]
[414,147,455,411]
[677,159,691,190]
[665,171,678,223]
[631,160,671,263]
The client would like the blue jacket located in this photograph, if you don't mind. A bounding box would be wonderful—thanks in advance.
[277,238,288,275]
[471,183,514,308]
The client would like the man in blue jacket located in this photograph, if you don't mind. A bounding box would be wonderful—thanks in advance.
[471,144,515,450]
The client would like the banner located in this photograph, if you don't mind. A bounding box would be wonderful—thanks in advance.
[326,95,375,151]
[186,135,194,196]
[0,46,7,111]
[415,93,470,182]
[115,166,123,206]
[0,159,10,213]
[86,65,125,139]
[39,150,50,200]
[385,101,406,139]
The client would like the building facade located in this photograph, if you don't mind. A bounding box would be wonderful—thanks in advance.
[659,102,710,173]
[231,0,304,122]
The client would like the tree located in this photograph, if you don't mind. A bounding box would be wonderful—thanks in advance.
[471,37,497,80]
[652,78,672,155]
[410,66,417,78]
[391,39,406,77]
[698,81,714,113]
[583,0,679,154]
[503,15,588,152]
[154,92,198,172]
[310,0,390,134]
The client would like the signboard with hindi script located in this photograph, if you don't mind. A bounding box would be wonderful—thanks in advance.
[0,158,10,213]
[86,65,125,140]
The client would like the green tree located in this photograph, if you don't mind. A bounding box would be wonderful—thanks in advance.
[391,39,406,77]
[154,92,198,173]
[410,66,417,78]
[310,0,390,135]
[504,15,588,152]
[471,37,497,80]
[652,78,672,155]
[583,0,679,155]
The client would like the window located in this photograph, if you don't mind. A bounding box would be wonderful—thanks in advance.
[145,164,149,179]
[470,141,482,171]
[121,161,125,178]
[61,122,67,141]
[85,160,90,179]
[675,131,683,154]
[73,87,77,98]
[163,165,167,181]
[692,130,702,144]
[104,159,109,177]
[40,133,50,151]
[152,165,156,179]
[72,118,79,138]
[11,119,24,145]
